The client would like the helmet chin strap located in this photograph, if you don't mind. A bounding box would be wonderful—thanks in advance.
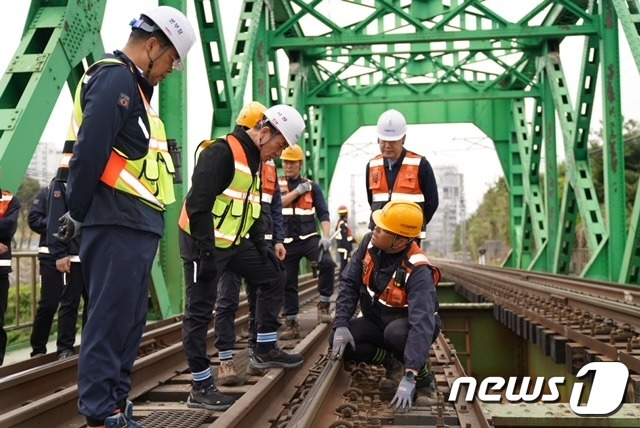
[145,45,171,80]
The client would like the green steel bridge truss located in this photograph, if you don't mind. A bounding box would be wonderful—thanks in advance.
[1,0,639,318]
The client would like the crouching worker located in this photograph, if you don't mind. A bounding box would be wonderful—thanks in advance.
[329,200,441,412]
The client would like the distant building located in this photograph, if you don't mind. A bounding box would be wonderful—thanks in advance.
[27,141,61,186]
[425,165,465,256]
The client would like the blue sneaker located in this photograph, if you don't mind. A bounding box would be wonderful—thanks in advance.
[123,400,143,427]
[103,401,143,428]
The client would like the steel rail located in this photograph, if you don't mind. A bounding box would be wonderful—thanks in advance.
[0,274,320,427]
[440,262,640,374]
[208,323,332,427]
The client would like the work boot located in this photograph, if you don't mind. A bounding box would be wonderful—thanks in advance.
[280,319,300,340]
[57,349,75,360]
[379,354,404,391]
[246,364,268,376]
[250,347,304,370]
[317,301,333,323]
[187,382,235,411]
[217,360,238,386]
[415,372,438,407]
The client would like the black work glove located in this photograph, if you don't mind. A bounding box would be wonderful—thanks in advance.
[196,249,217,282]
[256,243,284,271]
[53,212,82,243]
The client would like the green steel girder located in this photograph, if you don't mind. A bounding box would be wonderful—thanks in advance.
[0,2,106,192]
[5,0,640,324]
[193,0,233,137]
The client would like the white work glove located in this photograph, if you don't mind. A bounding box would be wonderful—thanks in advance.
[390,376,416,412]
[319,237,332,251]
[330,326,355,360]
[295,181,312,195]
[53,212,82,243]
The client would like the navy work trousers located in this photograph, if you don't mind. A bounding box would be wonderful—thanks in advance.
[181,236,285,373]
[77,226,159,422]
[30,259,85,356]
[0,274,8,365]
[282,236,334,317]
[329,314,441,366]
[214,263,263,352]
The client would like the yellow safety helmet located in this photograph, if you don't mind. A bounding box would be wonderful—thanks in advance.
[372,200,423,238]
[280,145,304,161]
[236,101,267,128]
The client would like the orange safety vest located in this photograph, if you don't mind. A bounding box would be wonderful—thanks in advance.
[261,161,278,204]
[280,177,317,241]
[368,151,425,205]
[0,191,13,217]
[362,241,440,308]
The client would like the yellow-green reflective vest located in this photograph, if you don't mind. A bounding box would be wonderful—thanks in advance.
[68,58,175,211]
[179,135,261,248]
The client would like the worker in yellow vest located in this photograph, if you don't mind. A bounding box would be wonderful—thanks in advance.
[53,6,196,427]
[179,104,306,411]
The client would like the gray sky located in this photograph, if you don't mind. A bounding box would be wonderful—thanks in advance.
[2,1,639,220]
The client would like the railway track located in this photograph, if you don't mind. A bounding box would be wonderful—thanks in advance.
[438,261,640,378]
[1,268,491,427]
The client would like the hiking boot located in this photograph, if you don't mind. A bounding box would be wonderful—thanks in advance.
[250,347,304,370]
[317,301,333,323]
[279,319,300,340]
[379,354,404,391]
[246,364,268,376]
[217,360,238,386]
[57,349,75,360]
[415,372,437,407]
[187,383,235,411]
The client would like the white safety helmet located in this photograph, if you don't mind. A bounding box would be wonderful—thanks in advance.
[139,6,196,71]
[263,104,306,147]
[376,109,407,141]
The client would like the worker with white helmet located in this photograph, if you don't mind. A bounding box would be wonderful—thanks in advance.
[179,103,306,411]
[53,6,196,427]
[366,109,439,242]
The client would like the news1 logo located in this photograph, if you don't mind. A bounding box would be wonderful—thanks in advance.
[448,361,629,416]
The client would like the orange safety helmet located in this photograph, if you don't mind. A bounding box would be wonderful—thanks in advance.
[372,200,423,238]
[280,144,304,161]
[337,205,348,214]
[236,101,267,128]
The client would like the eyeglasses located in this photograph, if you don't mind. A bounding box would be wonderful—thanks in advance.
[166,50,182,70]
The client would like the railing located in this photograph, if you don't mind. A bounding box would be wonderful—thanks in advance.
[6,251,40,332]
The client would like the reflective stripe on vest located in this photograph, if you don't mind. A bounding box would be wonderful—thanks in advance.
[69,58,175,211]
[261,161,277,203]
[0,191,13,217]
[362,241,439,308]
[0,260,11,267]
[38,247,50,254]
[179,135,261,248]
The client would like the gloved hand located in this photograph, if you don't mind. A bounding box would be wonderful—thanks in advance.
[196,250,217,282]
[330,326,355,360]
[295,181,312,195]
[390,376,416,412]
[319,237,332,251]
[257,243,285,271]
[53,212,82,243]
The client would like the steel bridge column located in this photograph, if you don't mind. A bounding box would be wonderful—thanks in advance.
[597,0,626,278]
